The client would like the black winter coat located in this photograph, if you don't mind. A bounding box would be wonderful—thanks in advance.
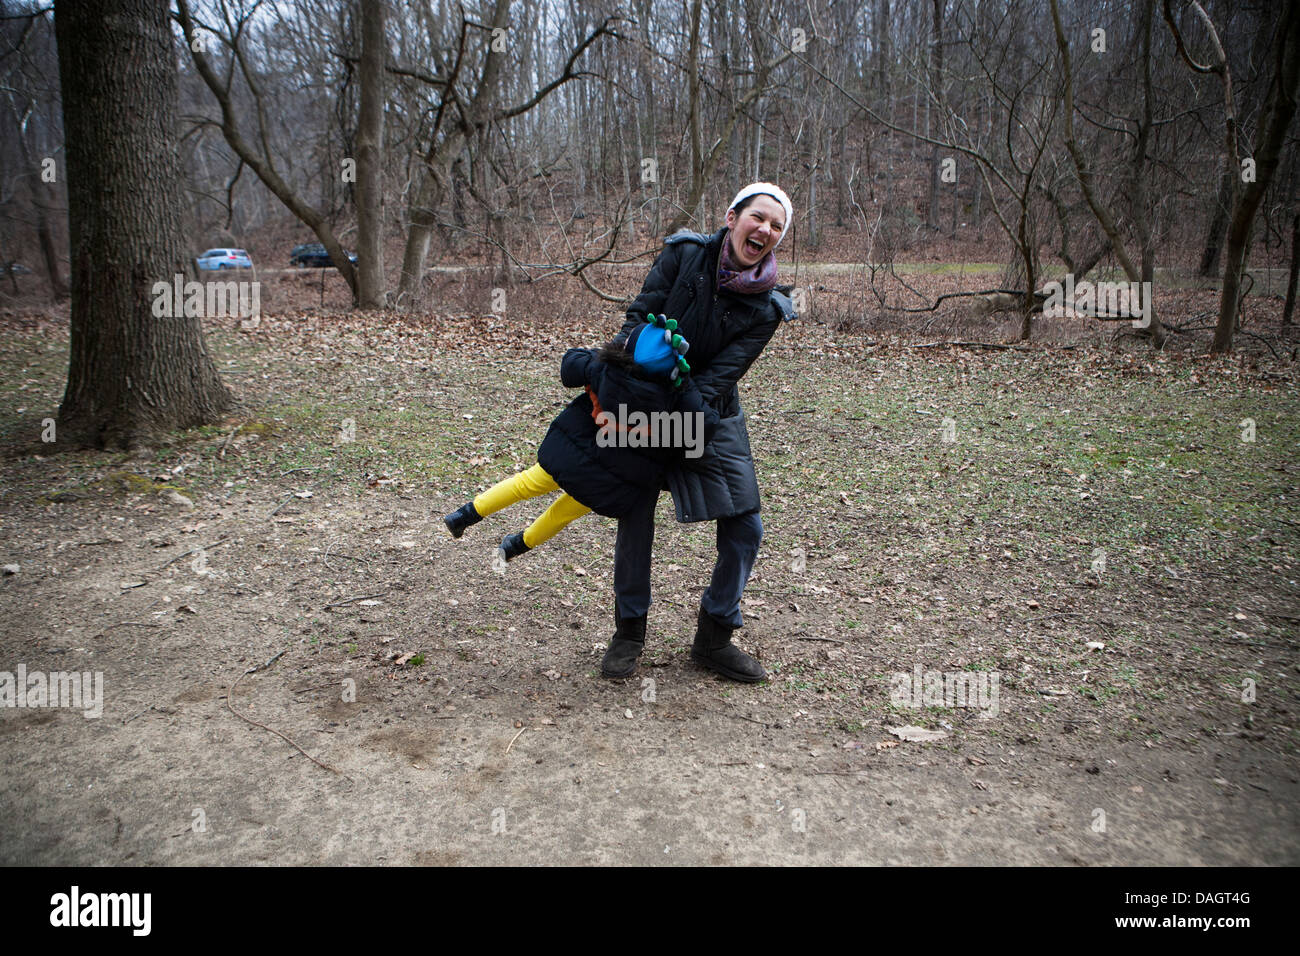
[536,348,712,519]
[612,228,797,522]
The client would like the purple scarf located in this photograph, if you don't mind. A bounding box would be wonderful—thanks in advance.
[717,229,779,294]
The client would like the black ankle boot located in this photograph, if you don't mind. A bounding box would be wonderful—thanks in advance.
[691,606,766,683]
[601,612,646,679]
[443,501,481,538]
[499,531,531,562]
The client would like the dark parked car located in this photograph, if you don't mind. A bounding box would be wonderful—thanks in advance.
[290,243,357,268]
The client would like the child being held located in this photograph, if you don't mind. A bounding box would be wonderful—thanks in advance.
[443,314,711,565]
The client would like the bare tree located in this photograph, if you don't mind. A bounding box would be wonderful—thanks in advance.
[389,1,619,302]
[176,0,360,301]
[925,0,943,232]
[1052,0,1167,347]
[355,0,385,307]
[1164,0,1300,352]
[1,6,67,299]
[54,0,231,449]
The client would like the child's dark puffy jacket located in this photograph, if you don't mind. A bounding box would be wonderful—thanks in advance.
[537,348,714,519]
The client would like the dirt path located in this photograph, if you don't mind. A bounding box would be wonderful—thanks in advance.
[1,310,1296,864]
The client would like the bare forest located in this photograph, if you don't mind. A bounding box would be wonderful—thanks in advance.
[0,0,1297,877]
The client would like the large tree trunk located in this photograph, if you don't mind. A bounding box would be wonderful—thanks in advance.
[355,0,386,308]
[1212,4,1300,353]
[54,0,231,449]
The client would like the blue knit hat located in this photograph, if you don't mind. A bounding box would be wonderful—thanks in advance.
[625,314,691,383]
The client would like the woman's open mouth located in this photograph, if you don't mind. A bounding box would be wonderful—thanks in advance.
[744,237,765,255]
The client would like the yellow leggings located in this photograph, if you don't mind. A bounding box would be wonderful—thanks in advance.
[473,464,592,549]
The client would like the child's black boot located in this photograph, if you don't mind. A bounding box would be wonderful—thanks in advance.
[499,531,532,562]
[443,501,482,538]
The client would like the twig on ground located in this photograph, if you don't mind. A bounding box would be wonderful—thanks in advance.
[226,649,351,781]
[909,341,1018,350]
[218,426,240,458]
[267,494,295,518]
[505,726,526,754]
[809,769,870,776]
[704,707,771,727]
[1235,328,1284,362]
[157,536,232,570]
[324,592,387,610]
[796,635,847,644]
[906,341,1079,351]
